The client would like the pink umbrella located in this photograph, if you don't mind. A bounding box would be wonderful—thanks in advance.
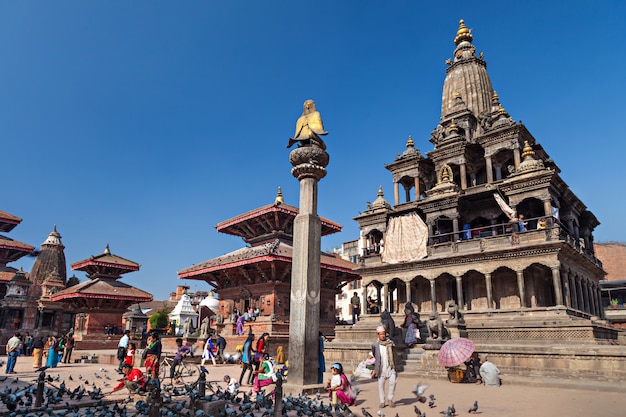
[437,337,475,367]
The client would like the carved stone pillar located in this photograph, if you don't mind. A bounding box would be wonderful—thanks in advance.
[460,163,467,189]
[513,147,521,169]
[569,275,578,310]
[382,283,389,312]
[393,181,400,206]
[452,217,459,242]
[485,156,494,183]
[455,275,464,309]
[404,185,411,203]
[516,270,526,308]
[485,273,493,309]
[551,267,564,306]
[543,199,552,218]
[361,284,368,316]
[414,177,421,200]
[430,280,437,312]
[589,283,597,316]
[562,270,571,308]
[405,281,412,306]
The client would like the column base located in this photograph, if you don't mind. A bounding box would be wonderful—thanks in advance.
[282,382,325,396]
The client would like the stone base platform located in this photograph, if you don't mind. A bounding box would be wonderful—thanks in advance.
[281,382,325,396]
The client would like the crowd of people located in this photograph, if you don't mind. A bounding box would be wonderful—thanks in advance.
[4,330,77,374]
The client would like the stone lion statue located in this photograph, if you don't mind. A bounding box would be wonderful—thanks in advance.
[199,317,210,338]
[447,301,464,325]
[182,317,194,338]
[426,312,444,341]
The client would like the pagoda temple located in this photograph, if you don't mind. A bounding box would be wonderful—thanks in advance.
[178,189,359,344]
[51,244,152,349]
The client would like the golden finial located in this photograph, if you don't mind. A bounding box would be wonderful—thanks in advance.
[454,19,473,45]
[449,119,459,132]
[377,185,384,197]
[496,104,508,116]
[492,91,500,103]
[274,186,284,205]
[406,135,415,148]
[521,141,535,160]
[104,244,111,255]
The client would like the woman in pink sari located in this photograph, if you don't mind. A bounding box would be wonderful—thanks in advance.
[325,363,356,406]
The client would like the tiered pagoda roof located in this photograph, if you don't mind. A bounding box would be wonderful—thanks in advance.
[0,210,34,283]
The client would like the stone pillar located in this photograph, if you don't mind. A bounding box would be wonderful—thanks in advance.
[428,223,435,245]
[414,177,421,200]
[404,185,411,203]
[460,163,467,189]
[589,283,597,316]
[405,281,412,306]
[516,270,526,308]
[543,199,552,218]
[393,181,400,206]
[287,117,329,392]
[513,147,521,169]
[361,284,368,316]
[485,273,493,309]
[596,287,604,319]
[485,156,494,184]
[382,284,389,312]
[569,275,578,310]
[452,217,459,242]
[562,270,571,309]
[576,277,583,311]
[455,275,464,309]
[429,280,437,312]
[551,267,564,306]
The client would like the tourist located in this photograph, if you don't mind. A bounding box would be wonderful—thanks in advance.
[223,374,240,395]
[125,342,137,367]
[518,214,528,232]
[169,338,192,385]
[46,336,59,368]
[253,353,276,392]
[112,363,146,393]
[24,332,33,356]
[63,334,75,364]
[239,333,255,386]
[216,335,227,362]
[351,292,361,324]
[402,305,421,347]
[144,332,162,379]
[537,217,547,230]
[236,314,245,335]
[32,336,45,369]
[253,333,270,373]
[201,337,217,366]
[325,363,356,406]
[318,332,326,384]
[479,354,501,386]
[117,330,131,373]
[5,332,21,374]
[371,325,397,408]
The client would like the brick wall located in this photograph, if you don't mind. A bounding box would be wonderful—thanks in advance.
[595,243,626,281]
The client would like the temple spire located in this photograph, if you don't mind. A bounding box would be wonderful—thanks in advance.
[274,186,284,205]
[104,244,111,255]
[454,19,473,45]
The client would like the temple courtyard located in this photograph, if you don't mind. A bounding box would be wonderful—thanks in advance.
[1,349,623,417]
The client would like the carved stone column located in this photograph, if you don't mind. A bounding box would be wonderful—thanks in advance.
[513,146,521,169]
[551,267,564,306]
[485,156,494,183]
[287,118,329,393]
[516,270,526,308]
[562,270,571,308]
[430,279,437,312]
[452,217,459,242]
[382,283,389,312]
[455,274,464,309]
[414,177,421,200]
[393,181,400,206]
[361,284,368,316]
[485,273,493,309]
[589,282,597,316]
[405,281,412,306]
[460,163,467,189]
[569,275,578,310]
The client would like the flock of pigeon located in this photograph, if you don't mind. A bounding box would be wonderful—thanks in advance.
[0,370,481,417]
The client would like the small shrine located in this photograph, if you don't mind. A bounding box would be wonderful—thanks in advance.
[168,292,198,336]
[51,244,152,349]
[178,188,359,342]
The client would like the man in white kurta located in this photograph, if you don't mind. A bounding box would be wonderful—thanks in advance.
[479,354,501,386]
[371,325,397,408]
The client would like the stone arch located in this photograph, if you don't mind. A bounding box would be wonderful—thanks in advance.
[363,280,383,314]
[491,266,520,309]
[465,144,487,186]
[434,215,454,243]
[387,277,404,314]
[434,273,456,312]
[462,270,487,311]
[410,275,431,312]
[516,197,544,229]
[491,148,515,181]
[524,263,555,307]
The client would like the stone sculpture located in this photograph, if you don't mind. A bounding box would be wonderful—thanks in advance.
[182,317,194,338]
[447,300,464,325]
[426,312,444,341]
[199,317,210,338]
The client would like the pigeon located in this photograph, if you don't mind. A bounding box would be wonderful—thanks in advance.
[468,401,478,413]
[428,397,436,408]
[362,408,374,417]
[412,384,429,403]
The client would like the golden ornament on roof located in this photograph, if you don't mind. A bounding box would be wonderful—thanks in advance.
[274,186,284,205]
[521,141,535,159]
[454,19,473,45]
[406,136,415,148]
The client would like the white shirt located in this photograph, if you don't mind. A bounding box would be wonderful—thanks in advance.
[7,336,20,353]
[118,334,130,348]
[378,343,394,378]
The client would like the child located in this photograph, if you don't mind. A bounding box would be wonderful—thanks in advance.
[170,338,192,385]
[125,342,136,367]
[325,363,356,406]
[223,374,240,395]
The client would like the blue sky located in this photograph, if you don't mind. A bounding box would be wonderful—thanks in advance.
[1,2,624,300]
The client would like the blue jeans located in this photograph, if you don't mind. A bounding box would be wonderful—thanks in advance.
[5,351,18,373]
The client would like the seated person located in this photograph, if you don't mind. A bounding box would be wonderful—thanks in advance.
[223,374,240,395]
[253,353,277,392]
[113,363,146,393]
[324,363,356,406]
[464,352,481,383]
[479,354,501,387]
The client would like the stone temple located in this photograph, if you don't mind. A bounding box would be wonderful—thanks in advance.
[328,20,624,382]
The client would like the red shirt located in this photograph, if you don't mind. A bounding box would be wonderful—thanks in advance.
[113,368,145,391]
